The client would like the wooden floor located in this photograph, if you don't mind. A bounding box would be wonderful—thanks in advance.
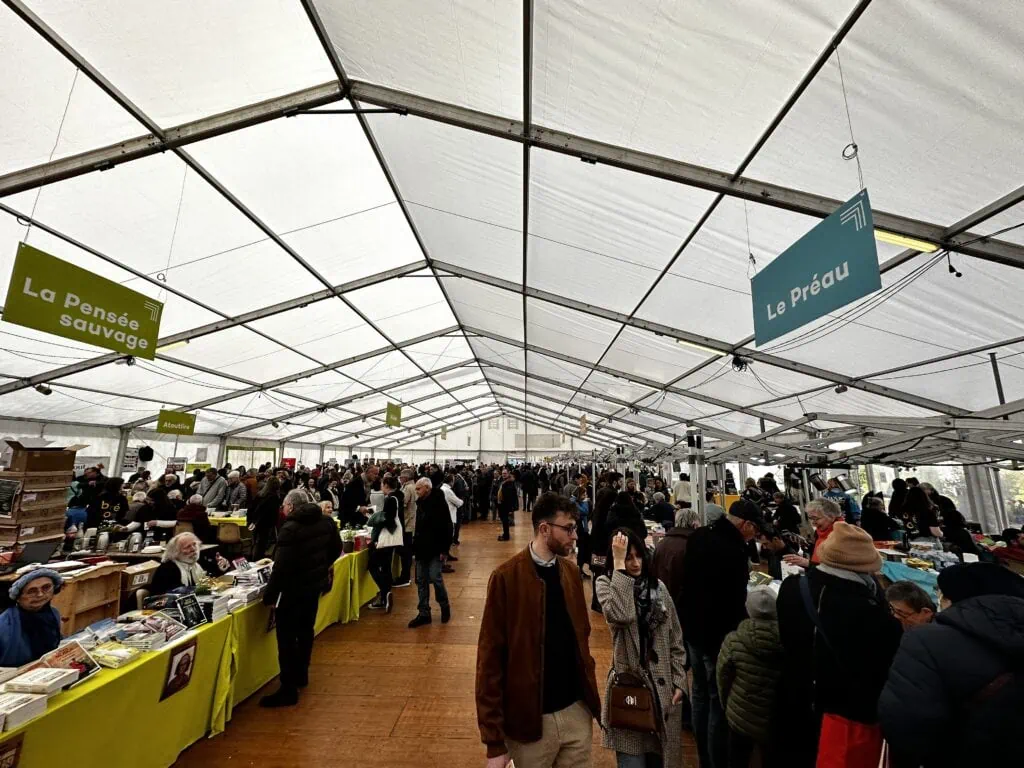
[177,509,694,767]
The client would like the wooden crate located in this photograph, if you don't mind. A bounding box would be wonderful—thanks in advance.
[51,563,126,637]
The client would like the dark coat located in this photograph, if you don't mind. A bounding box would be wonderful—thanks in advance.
[413,488,453,561]
[605,501,647,543]
[247,491,281,532]
[772,500,802,533]
[879,594,1024,767]
[497,479,518,515]
[717,618,785,744]
[678,516,749,652]
[646,501,676,527]
[177,502,215,544]
[340,476,370,527]
[520,470,538,495]
[264,502,342,603]
[777,569,902,725]
[652,527,695,624]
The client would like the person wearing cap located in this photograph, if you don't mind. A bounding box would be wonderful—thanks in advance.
[716,586,785,768]
[879,563,1024,767]
[776,522,901,768]
[0,569,63,666]
[678,499,767,768]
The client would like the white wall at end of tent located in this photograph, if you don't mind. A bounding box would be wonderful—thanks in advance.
[384,418,605,463]
[282,442,321,468]
[127,432,222,475]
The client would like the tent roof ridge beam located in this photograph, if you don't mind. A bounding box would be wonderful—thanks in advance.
[464,323,813,431]
[118,327,460,430]
[281,377,487,441]
[217,358,474,437]
[442,264,963,415]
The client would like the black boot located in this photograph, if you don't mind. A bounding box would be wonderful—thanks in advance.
[441,604,451,624]
[259,687,298,708]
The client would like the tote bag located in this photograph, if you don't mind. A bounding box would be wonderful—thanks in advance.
[377,517,404,549]
[817,713,883,768]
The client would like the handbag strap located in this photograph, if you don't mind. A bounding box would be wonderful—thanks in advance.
[799,574,836,655]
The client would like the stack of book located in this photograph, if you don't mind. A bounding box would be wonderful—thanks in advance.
[232,561,272,587]
[226,597,246,614]
[0,692,47,731]
[117,612,188,651]
[90,642,141,669]
[197,593,231,623]
[2,668,78,695]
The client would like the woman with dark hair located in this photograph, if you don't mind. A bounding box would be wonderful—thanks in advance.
[597,527,686,768]
[137,486,177,542]
[318,474,341,514]
[366,475,403,613]
[860,496,902,542]
[625,477,647,511]
[606,491,647,542]
[888,478,908,521]
[590,484,619,613]
[904,486,943,540]
[249,476,282,559]
[940,506,982,559]
[573,485,592,576]
[86,476,130,531]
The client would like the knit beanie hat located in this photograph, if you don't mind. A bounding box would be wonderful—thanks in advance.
[9,568,63,601]
[818,522,882,573]
[746,585,777,620]
[937,562,1024,603]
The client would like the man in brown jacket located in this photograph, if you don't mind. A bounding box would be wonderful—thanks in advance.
[476,493,601,768]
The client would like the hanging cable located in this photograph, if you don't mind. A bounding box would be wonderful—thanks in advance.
[834,45,865,191]
[22,70,79,243]
[744,201,757,278]
[157,165,189,298]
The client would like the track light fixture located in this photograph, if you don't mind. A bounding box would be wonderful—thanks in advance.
[271,421,280,428]
[731,355,748,373]
[34,384,52,396]
[834,384,848,394]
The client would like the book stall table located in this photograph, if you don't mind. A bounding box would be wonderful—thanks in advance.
[0,549,378,768]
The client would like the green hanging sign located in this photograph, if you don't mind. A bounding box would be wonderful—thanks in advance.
[156,409,196,435]
[4,242,163,359]
[385,402,401,427]
[750,190,881,345]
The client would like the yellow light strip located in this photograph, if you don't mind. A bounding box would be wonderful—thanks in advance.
[874,229,938,253]
[676,338,723,356]
[155,339,189,353]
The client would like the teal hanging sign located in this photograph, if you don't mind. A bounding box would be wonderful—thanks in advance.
[751,189,880,345]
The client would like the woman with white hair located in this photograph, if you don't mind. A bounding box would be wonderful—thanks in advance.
[150,533,212,595]
[783,498,843,570]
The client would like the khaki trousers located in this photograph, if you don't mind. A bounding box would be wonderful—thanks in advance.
[506,701,593,768]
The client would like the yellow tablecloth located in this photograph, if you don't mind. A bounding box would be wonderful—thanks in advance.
[0,548,377,766]
[208,516,247,526]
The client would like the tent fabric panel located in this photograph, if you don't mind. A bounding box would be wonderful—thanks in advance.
[403,336,474,373]
[525,351,589,388]
[532,0,848,171]
[527,149,717,314]
[344,269,459,344]
[318,0,522,119]
[444,279,525,343]
[28,0,335,128]
[185,114,395,238]
[53,358,245,408]
[0,5,146,175]
[247,300,388,360]
[162,326,314,383]
[601,325,713,386]
[743,2,1024,226]
[526,297,621,365]
[365,112,523,279]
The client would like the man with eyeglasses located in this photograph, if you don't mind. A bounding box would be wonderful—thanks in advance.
[476,493,600,768]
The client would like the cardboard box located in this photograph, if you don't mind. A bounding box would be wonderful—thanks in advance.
[0,517,65,546]
[0,470,74,492]
[0,440,87,474]
[120,560,159,591]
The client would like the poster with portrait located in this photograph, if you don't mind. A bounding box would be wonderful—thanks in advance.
[160,637,197,701]
[0,733,23,767]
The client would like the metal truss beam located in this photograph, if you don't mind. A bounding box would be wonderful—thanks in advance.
[284,378,488,442]
[465,325,816,432]
[320,393,497,448]
[442,264,965,414]
[8,0,479,429]
[493,405,620,452]
[492,392,650,446]
[118,327,460,430]
[217,359,473,438]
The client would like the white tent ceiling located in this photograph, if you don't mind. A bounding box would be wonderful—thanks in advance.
[1,0,1023,465]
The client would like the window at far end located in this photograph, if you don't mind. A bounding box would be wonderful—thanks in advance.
[506,418,518,430]
[487,418,500,430]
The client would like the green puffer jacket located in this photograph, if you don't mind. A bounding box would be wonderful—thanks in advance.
[715,617,784,743]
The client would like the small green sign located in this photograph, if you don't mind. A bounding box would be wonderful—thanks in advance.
[4,242,163,359]
[386,402,401,427]
[750,190,881,345]
[156,409,196,435]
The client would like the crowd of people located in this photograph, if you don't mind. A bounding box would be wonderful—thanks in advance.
[34,457,1024,765]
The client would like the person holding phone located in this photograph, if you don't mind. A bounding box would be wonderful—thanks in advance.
[597,528,686,768]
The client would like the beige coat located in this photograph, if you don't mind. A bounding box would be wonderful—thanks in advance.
[596,570,686,768]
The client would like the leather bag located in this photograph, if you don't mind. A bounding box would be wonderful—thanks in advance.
[607,670,658,733]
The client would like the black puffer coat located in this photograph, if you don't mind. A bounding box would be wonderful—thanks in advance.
[879,594,1024,767]
[264,502,341,603]
[716,618,785,743]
